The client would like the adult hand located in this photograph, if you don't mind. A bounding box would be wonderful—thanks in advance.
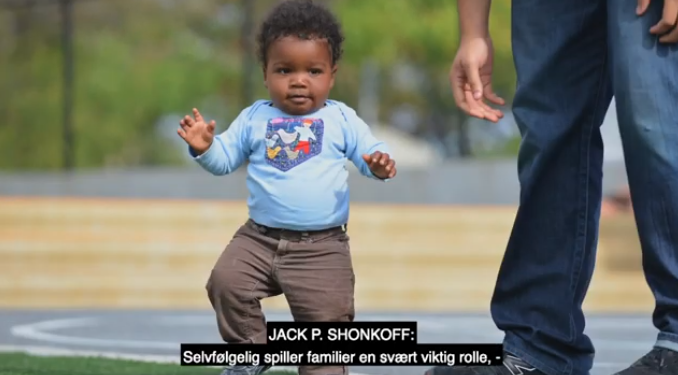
[637,0,678,43]
[450,36,505,123]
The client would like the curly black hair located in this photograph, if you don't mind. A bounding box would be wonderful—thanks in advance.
[256,0,344,67]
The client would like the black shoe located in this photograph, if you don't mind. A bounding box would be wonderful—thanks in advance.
[425,353,545,375]
[614,348,678,375]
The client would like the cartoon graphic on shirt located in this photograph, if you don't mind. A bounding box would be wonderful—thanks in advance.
[264,117,324,171]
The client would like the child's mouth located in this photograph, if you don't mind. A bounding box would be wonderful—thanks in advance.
[288,95,310,104]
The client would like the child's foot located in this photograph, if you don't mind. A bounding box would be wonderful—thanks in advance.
[220,365,271,375]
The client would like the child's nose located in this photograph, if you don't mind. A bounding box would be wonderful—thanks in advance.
[289,74,308,87]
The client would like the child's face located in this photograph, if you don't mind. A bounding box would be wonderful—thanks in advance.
[263,36,336,116]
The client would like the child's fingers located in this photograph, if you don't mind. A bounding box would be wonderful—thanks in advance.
[208,120,216,132]
[378,152,390,166]
[370,151,383,165]
[177,127,187,139]
[364,153,396,179]
[387,160,397,178]
[183,115,195,127]
[385,159,396,172]
[193,108,204,123]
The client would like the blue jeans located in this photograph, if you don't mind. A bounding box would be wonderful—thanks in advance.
[494,1,678,375]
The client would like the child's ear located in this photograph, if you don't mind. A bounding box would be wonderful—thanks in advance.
[330,64,338,89]
[262,68,268,88]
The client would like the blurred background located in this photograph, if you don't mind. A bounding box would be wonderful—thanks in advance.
[0,0,650,318]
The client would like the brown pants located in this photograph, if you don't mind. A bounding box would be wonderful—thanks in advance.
[206,219,355,375]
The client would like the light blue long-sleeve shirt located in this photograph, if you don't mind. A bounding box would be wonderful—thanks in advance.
[189,99,391,231]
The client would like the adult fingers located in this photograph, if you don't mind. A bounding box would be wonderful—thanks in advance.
[450,65,473,116]
[659,25,678,42]
[637,0,651,15]
[464,61,484,101]
[464,90,499,122]
[484,84,505,106]
[650,0,678,35]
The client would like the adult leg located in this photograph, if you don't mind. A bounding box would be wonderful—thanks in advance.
[275,229,355,375]
[608,0,678,373]
[206,223,283,375]
[492,2,612,372]
[426,1,612,375]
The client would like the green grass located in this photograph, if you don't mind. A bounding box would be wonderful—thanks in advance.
[0,352,295,375]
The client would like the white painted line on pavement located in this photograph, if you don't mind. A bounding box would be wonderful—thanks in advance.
[10,317,179,349]
[0,344,369,375]
[0,344,628,373]
[10,315,656,352]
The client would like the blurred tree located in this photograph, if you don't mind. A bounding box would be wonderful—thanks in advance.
[0,0,516,170]
[0,0,244,169]
[330,0,516,157]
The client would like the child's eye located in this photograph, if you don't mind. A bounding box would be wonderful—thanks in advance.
[276,68,290,74]
[309,69,323,75]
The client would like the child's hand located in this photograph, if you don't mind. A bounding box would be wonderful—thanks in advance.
[177,108,216,155]
[362,151,397,179]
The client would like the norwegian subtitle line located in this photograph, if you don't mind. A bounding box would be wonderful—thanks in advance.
[180,343,504,367]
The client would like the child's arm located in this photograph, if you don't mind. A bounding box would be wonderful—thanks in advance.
[185,109,250,176]
[340,104,394,181]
